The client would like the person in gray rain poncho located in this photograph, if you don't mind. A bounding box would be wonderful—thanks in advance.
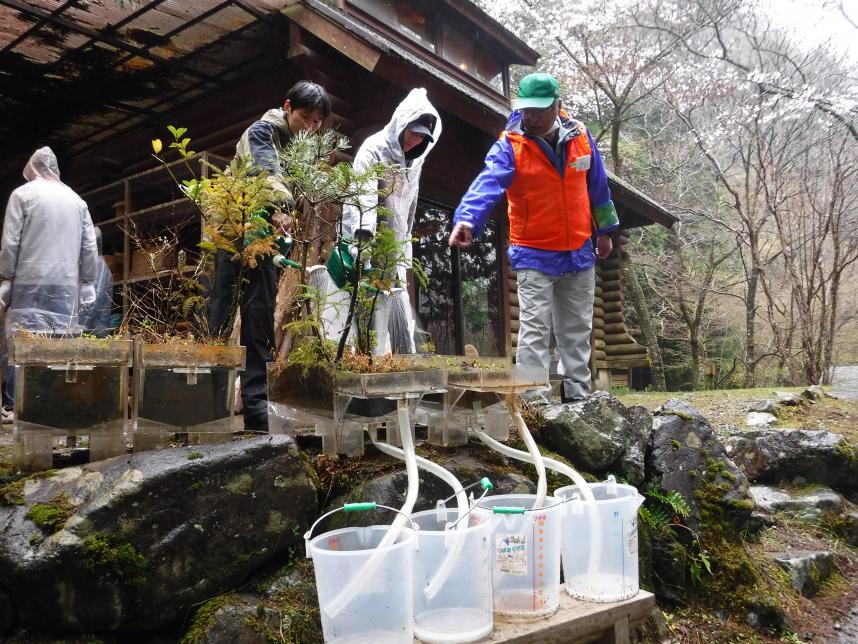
[341,88,441,355]
[0,147,99,330]
[79,227,114,337]
[0,147,98,417]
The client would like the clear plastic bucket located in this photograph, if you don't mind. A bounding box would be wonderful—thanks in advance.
[307,524,417,643]
[473,494,564,618]
[411,509,493,643]
[555,476,645,602]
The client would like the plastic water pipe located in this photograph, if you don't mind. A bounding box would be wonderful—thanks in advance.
[472,420,602,577]
[324,397,418,619]
[370,430,470,600]
[370,433,469,519]
[506,393,547,508]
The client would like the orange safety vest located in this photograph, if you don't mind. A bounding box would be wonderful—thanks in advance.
[504,122,593,251]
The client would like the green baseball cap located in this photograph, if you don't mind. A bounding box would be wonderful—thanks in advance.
[513,73,560,109]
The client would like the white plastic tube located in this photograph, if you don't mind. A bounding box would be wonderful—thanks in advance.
[472,424,601,576]
[506,394,547,508]
[370,432,469,600]
[324,399,418,618]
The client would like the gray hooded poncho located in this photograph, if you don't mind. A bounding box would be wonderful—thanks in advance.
[0,147,99,334]
[342,87,442,276]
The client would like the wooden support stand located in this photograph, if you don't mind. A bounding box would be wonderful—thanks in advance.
[437,590,655,644]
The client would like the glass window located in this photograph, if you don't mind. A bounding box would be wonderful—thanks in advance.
[460,220,502,356]
[351,0,434,52]
[441,23,473,74]
[396,4,434,51]
[412,201,503,357]
[413,204,456,354]
[350,0,396,23]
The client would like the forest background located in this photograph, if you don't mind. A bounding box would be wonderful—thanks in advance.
[474,0,858,391]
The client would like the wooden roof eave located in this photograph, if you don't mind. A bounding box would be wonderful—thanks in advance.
[281,0,511,133]
[608,173,678,229]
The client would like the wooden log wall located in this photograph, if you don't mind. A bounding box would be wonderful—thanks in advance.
[508,228,649,369]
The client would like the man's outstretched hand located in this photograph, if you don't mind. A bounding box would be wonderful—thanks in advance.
[448,222,473,248]
[595,234,613,259]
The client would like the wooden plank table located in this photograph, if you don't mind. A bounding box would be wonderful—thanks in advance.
[415,590,655,644]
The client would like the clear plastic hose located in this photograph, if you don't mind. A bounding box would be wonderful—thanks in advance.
[323,398,418,618]
[370,431,469,600]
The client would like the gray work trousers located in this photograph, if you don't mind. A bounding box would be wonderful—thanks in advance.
[515,267,595,400]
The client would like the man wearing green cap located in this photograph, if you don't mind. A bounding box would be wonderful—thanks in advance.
[449,73,619,401]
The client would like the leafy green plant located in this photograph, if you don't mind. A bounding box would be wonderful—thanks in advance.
[641,484,712,586]
[275,130,427,368]
[129,126,285,341]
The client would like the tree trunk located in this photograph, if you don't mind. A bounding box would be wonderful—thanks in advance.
[745,264,759,388]
[623,259,666,391]
[610,117,622,176]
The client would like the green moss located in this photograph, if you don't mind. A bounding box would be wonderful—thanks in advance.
[82,532,146,582]
[28,532,44,546]
[0,479,26,506]
[671,439,681,450]
[692,480,788,626]
[26,492,77,533]
[836,438,856,463]
[181,593,240,644]
[728,499,755,512]
[234,547,267,567]
[250,559,322,644]
[189,480,204,491]
[688,469,698,479]
[226,472,254,494]
[0,468,58,506]
[187,451,204,460]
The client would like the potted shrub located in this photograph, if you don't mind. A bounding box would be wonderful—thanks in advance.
[264,131,446,455]
[123,128,306,449]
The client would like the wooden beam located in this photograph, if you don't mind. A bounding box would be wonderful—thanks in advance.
[282,4,382,71]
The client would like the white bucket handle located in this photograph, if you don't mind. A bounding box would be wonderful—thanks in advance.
[304,502,419,558]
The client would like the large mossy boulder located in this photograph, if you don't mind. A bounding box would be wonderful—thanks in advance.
[725,428,858,489]
[537,392,651,485]
[0,436,316,635]
[645,401,793,633]
[649,399,753,533]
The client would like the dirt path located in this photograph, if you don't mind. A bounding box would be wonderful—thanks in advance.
[832,365,858,400]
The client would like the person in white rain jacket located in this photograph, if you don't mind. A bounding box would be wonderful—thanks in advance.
[0,147,98,417]
[341,88,442,354]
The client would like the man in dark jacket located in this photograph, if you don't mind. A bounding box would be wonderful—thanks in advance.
[208,81,331,432]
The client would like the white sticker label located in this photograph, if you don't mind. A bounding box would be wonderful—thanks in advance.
[627,517,638,556]
[496,533,528,576]
[572,154,591,171]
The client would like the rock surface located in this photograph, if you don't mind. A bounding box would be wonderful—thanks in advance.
[0,436,316,634]
[772,551,836,597]
[649,399,753,533]
[746,412,778,428]
[725,429,857,489]
[539,392,651,484]
[750,484,843,518]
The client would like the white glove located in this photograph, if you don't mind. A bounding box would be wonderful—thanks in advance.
[0,280,11,310]
[79,283,96,311]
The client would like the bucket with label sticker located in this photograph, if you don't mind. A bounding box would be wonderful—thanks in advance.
[555,475,645,603]
[473,494,564,618]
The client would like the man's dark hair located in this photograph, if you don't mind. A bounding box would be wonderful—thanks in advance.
[286,81,331,118]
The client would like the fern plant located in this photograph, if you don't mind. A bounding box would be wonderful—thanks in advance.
[641,484,712,586]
